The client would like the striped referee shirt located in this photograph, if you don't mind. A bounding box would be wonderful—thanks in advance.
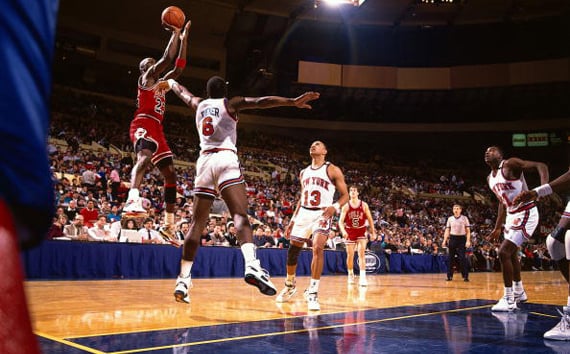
[446,215,470,236]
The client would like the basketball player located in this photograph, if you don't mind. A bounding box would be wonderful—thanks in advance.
[484,146,549,311]
[161,77,320,303]
[124,20,191,242]
[514,168,570,340]
[276,140,349,311]
[338,185,376,286]
[0,1,58,353]
[442,204,471,282]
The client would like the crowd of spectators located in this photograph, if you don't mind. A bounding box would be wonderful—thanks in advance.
[45,87,566,274]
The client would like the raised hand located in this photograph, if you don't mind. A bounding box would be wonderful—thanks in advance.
[180,21,192,41]
[293,92,320,109]
[163,22,182,33]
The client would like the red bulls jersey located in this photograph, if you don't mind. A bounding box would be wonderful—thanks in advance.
[344,201,367,238]
[134,81,166,123]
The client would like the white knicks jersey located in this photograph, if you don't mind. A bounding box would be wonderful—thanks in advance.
[300,162,336,209]
[195,98,237,152]
[488,160,530,213]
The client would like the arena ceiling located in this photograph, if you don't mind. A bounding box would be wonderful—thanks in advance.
[58,0,569,45]
[214,0,569,25]
[55,0,569,101]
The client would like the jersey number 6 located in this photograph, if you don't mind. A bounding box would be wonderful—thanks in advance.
[202,117,214,136]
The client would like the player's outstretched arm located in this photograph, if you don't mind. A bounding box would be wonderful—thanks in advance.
[159,79,202,111]
[514,168,570,205]
[229,91,320,112]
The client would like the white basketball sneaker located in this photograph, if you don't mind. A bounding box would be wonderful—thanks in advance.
[276,280,297,303]
[544,307,570,341]
[306,291,320,311]
[244,259,277,296]
[491,296,518,312]
[159,225,176,241]
[124,197,145,213]
[174,276,192,304]
[359,276,368,287]
[514,290,528,303]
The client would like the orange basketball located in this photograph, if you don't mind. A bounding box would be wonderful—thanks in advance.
[161,6,185,29]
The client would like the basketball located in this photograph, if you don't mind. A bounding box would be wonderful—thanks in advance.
[161,6,185,29]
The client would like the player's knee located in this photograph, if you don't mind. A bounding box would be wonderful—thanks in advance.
[312,241,325,253]
[136,155,151,168]
[547,235,566,261]
[552,225,568,243]
[287,244,302,266]
[232,213,250,230]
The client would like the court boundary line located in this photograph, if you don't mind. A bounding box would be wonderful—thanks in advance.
[36,331,105,354]
[105,303,494,354]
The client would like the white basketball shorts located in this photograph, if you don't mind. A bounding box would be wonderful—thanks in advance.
[193,150,244,198]
[290,207,332,244]
[504,206,538,247]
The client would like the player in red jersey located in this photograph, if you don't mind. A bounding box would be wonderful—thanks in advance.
[124,20,191,242]
[338,185,376,287]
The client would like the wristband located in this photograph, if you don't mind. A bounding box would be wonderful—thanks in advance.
[533,184,553,198]
[175,58,186,68]
[333,202,340,212]
[167,79,177,89]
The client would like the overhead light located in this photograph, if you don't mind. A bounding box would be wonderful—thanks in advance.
[417,0,458,3]
[314,0,366,8]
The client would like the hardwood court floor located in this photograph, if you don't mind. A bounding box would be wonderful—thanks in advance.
[26,271,570,353]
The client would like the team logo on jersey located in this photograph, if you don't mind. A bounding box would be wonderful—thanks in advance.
[357,251,383,273]
[512,217,521,226]
[134,128,147,140]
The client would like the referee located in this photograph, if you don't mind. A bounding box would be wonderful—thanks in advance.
[443,204,471,282]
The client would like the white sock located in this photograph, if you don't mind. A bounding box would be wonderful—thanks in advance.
[164,212,174,227]
[504,286,514,302]
[348,269,354,276]
[360,270,366,277]
[180,260,193,278]
[128,188,140,200]
[566,296,570,307]
[309,279,320,293]
[286,274,296,284]
[513,280,523,293]
[241,243,256,263]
